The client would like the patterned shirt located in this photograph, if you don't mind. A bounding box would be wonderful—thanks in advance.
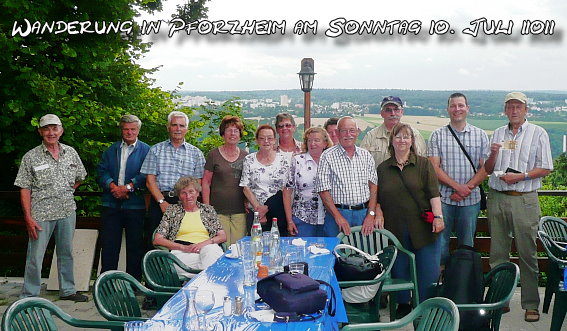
[286,153,325,225]
[14,142,87,222]
[360,123,427,167]
[140,140,205,192]
[239,152,291,208]
[155,201,222,241]
[315,144,378,206]
[488,120,553,192]
[428,124,490,206]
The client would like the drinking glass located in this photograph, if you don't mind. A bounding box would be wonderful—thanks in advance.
[194,290,215,330]
[242,260,256,286]
[262,232,272,256]
[289,262,305,275]
[238,241,254,264]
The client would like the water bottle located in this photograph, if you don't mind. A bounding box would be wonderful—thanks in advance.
[251,223,262,267]
[270,217,280,244]
[269,218,281,274]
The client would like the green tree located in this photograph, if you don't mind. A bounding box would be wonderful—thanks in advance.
[0,0,209,192]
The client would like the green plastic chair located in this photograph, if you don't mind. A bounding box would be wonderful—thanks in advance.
[93,270,174,322]
[456,262,519,331]
[337,227,419,321]
[336,245,398,323]
[142,249,202,293]
[340,297,459,331]
[538,230,567,331]
[538,216,567,313]
[1,297,124,331]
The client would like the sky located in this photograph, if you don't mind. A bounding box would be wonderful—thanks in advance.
[137,0,567,92]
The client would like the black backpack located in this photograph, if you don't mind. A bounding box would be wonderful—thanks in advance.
[438,245,489,331]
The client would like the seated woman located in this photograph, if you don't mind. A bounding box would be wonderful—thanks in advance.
[153,176,227,275]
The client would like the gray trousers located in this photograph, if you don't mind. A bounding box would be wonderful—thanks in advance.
[488,189,540,310]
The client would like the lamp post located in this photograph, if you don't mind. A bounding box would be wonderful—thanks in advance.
[298,58,315,131]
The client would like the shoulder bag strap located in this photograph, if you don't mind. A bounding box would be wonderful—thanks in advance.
[446,125,477,174]
[396,167,427,211]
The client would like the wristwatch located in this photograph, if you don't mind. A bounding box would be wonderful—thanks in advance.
[524,172,531,181]
[126,184,134,192]
[434,215,443,219]
[158,199,165,204]
[368,210,376,216]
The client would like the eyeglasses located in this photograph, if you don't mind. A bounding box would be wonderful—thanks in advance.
[307,138,323,143]
[394,135,412,141]
[383,108,401,113]
[257,136,275,141]
[339,129,357,134]
[277,123,294,129]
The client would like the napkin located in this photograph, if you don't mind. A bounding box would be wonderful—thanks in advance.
[291,238,307,246]
[308,245,330,255]
[248,309,275,322]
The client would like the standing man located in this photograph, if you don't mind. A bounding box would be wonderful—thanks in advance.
[315,116,378,237]
[361,96,427,167]
[14,114,88,302]
[323,117,339,145]
[484,92,553,322]
[428,93,490,264]
[140,111,205,251]
[96,115,150,280]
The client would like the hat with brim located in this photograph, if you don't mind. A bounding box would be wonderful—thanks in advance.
[381,96,403,109]
[504,92,528,104]
[39,114,62,127]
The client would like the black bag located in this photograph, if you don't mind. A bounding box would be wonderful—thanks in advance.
[479,186,487,211]
[438,245,489,331]
[256,272,335,318]
[333,244,383,281]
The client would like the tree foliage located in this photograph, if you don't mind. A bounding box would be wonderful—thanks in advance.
[0,0,209,191]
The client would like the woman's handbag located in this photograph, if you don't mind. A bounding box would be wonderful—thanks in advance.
[256,272,335,318]
[333,244,383,281]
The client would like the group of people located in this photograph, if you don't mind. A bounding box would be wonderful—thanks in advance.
[14,91,552,324]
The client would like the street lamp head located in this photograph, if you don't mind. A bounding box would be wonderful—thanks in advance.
[298,58,316,92]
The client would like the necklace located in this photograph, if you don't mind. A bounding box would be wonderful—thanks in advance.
[396,159,409,167]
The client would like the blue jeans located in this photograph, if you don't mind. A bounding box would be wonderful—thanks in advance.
[100,207,145,280]
[323,208,367,237]
[292,216,324,237]
[440,202,480,264]
[21,214,76,298]
[392,231,441,304]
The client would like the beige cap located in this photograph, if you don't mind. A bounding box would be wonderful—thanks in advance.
[504,92,528,104]
[39,114,62,127]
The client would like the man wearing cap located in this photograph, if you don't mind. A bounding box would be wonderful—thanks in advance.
[140,111,205,251]
[14,114,88,302]
[484,92,553,322]
[428,93,490,265]
[315,116,378,237]
[361,96,427,167]
[96,115,150,280]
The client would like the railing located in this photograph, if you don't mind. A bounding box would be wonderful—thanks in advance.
[1,190,566,276]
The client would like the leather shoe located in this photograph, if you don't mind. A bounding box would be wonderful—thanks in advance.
[60,293,88,302]
[524,309,539,322]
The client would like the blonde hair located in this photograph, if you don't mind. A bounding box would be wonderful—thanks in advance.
[302,127,333,153]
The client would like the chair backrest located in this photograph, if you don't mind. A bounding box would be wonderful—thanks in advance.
[481,262,520,330]
[143,250,185,292]
[94,270,146,322]
[337,226,393,256]
[539,216,567,242]
[340,297,459,331]
[538,231,567,267]
[2,297,124,331]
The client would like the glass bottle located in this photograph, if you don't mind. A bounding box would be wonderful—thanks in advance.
[183,287,200,331]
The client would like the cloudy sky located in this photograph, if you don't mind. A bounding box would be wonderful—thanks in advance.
[137,0,567,91]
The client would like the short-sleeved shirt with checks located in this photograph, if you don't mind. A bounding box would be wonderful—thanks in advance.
[140,140,205,192]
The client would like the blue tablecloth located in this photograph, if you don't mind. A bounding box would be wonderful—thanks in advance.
[145,237,347,330]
